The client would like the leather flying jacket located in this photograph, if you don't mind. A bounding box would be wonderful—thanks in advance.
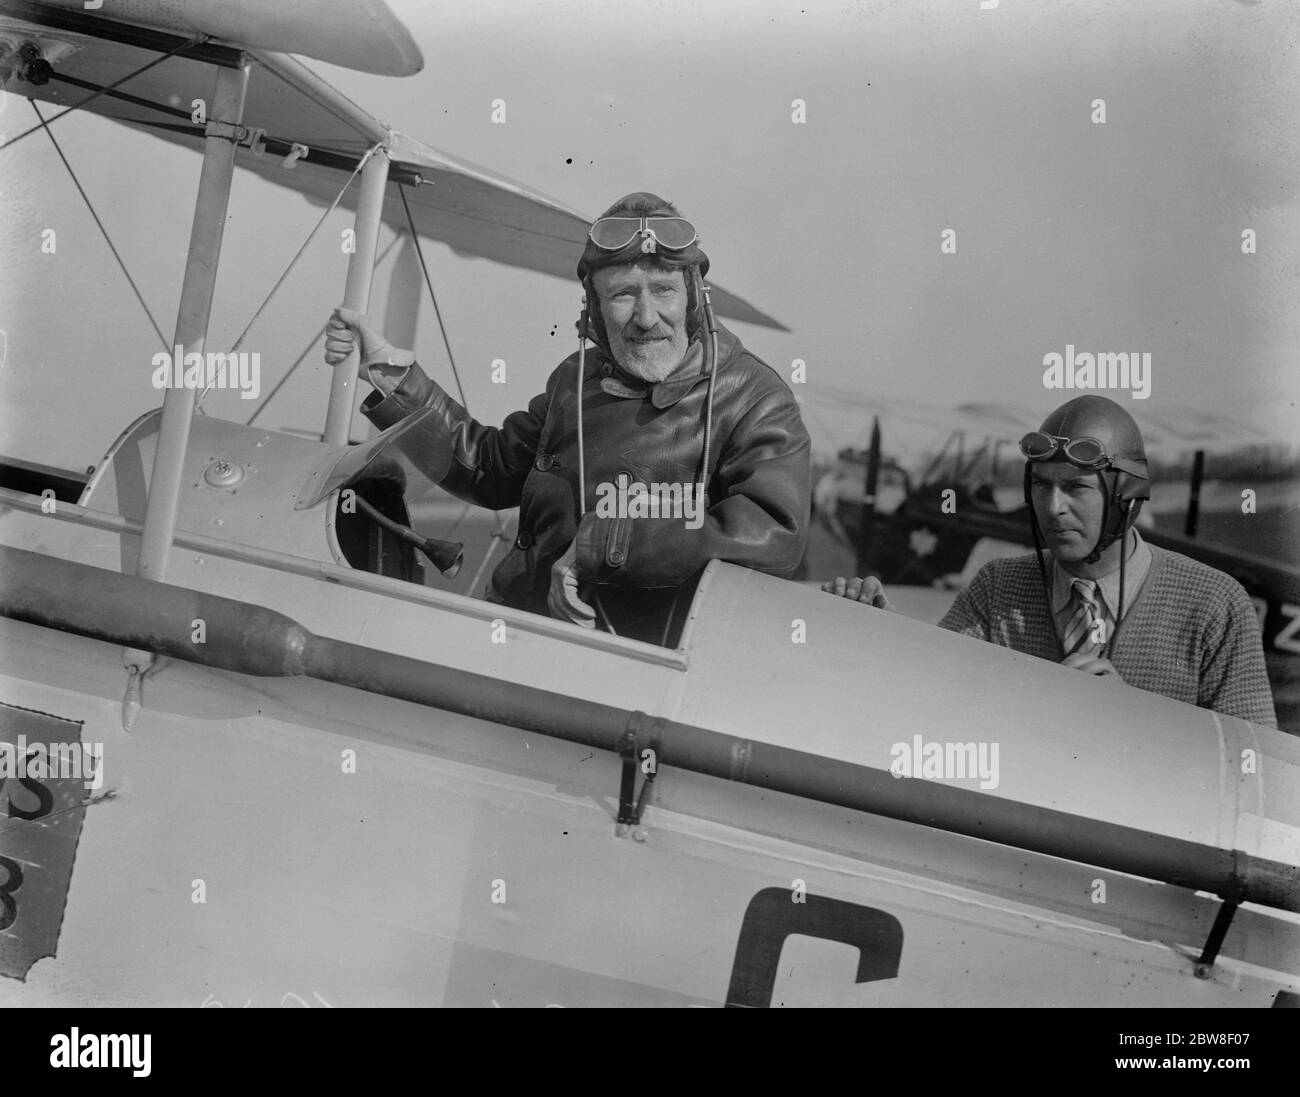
[360,321,812,623]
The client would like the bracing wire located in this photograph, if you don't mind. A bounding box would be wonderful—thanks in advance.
[31,103,170,352]
[198,145,382,406]
[245,230,406,428]
[396,184,469,410]
[395,181,510,592]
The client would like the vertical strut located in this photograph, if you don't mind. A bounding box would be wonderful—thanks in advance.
[122,59,249,710]
[136,59,250,583]
[324,149,391,445]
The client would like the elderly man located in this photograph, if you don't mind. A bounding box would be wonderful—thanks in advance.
[326,192,811,643]
[826,396,1276,726]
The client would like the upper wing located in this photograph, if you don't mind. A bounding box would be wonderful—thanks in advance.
[0,0,786,329]
[11,0,423,76]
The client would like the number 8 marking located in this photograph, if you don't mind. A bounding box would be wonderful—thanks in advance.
[0,855,23,932]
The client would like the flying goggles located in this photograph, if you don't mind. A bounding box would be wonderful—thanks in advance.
[588,215,699,252]
[1019,432,1147,477]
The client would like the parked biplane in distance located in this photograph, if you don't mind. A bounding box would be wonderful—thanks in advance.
[0,0,1296,1007]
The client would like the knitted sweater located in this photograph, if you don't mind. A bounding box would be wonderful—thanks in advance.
[939,547,1277,727]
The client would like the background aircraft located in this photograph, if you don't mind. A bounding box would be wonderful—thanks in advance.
[795,395,1300,730]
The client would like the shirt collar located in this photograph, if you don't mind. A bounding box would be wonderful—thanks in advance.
[1049,529,1152,618]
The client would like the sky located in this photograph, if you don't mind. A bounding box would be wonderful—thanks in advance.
[2,0,1298,475]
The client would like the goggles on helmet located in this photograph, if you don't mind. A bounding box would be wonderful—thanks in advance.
[1019,431,1146,477]
[588,215,699,252]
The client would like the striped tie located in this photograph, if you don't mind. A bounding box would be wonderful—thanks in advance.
[1062,578,1104,657]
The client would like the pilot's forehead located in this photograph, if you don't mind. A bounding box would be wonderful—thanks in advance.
[596,265,684,290]
[1032,463,1094,483]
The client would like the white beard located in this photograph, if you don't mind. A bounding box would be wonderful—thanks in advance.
[618,354,678,383]
[611,332,688,383]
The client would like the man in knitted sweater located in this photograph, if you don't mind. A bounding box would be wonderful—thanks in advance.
[828,396,1276,727]
[943,397,1275,725]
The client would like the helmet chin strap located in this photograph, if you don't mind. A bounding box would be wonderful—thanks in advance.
[1083,471,1112,565]
[1106,500,1138,658]
[575,293,589,519]
[696,269,719,513]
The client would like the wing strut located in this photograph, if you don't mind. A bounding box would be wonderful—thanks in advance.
[324,147,390,445]
[124,58,251,709]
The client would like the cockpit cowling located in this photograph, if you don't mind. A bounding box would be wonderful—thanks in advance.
[80,410,433,582]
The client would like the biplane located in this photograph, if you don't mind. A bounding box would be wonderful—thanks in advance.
[0,0,1296,1007]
